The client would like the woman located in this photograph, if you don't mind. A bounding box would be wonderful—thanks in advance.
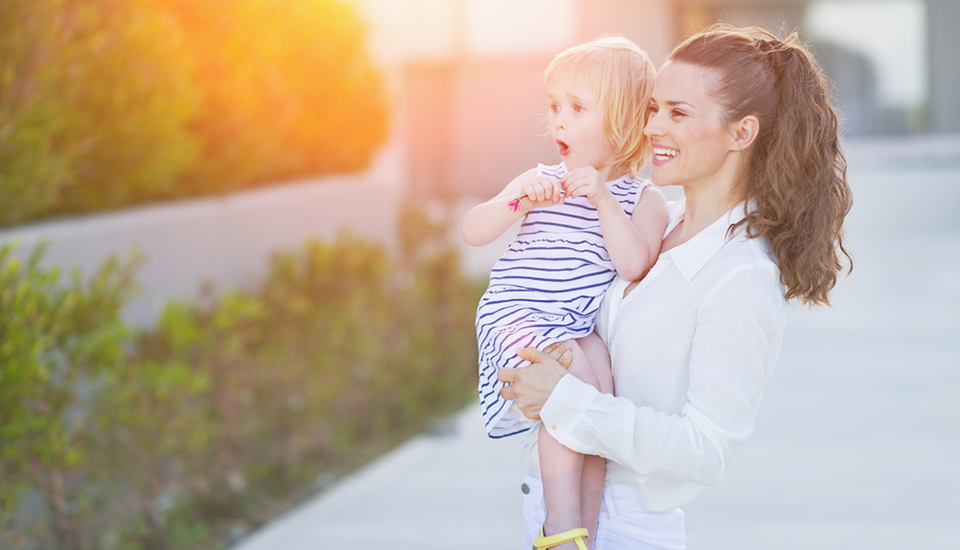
[499,25,852,550]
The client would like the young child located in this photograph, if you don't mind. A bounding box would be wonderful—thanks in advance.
[461,37,668,550]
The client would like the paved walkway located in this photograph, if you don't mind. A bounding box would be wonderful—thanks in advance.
[236,158,960,549]
[235,406,527,550]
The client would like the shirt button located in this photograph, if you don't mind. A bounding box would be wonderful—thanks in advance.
[521,483,530,494]
[551,425,557,430]
[599,453,604,458]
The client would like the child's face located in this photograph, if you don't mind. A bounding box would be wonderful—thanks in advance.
[546,81,617,180]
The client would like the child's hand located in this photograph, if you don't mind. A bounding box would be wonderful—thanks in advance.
[561,167,617,209]
[518,176,564,210]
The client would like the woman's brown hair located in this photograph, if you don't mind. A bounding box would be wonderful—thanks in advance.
[669,24,853,306]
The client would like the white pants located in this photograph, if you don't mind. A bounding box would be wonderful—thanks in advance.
[521,475,686,550]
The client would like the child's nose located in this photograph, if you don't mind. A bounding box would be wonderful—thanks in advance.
[554,110,568,130]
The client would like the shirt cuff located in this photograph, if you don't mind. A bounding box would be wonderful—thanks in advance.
[540,373,597,454]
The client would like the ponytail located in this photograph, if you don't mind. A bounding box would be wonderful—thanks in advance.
[670,25,852,306]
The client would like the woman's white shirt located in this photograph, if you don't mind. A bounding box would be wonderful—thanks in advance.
[533,195,788,512]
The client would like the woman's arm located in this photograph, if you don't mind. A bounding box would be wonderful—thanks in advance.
[461,168,563,246]
[502,264,786,486]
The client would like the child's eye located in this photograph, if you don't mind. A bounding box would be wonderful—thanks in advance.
[548,103,559,113]
[573,103,583,112]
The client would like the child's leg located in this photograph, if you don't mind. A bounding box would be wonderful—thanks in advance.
[538,421,585,548]
[538,334,612,549]
[574,331,614,394]
[574,332,613,545]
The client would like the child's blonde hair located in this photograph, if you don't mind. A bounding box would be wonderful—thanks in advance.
[544,36,656,177]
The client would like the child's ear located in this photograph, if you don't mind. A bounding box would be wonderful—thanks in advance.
[733,115,760,150]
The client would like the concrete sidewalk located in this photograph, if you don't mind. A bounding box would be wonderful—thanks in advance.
[235,161,960,550]
[234,406,528,550]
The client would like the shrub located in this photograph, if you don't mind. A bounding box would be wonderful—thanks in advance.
[0,244,143,548]
[0,0,71,223]
[49,0,202,216]
[162,0,390,194]
[0,204,483,549]
[0,0,389,225]
[134,204,481,545]
[0,0,201,225]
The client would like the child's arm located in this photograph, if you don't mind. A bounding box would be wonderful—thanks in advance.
[461,168,564,247]
[562,167,668,280]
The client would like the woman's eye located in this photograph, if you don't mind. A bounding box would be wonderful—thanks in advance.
[672,109,686,118]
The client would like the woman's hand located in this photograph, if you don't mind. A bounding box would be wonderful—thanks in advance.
[543,341,574,367]
[498,346,570,421]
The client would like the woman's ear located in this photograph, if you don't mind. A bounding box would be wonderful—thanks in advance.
[734,115,760,150]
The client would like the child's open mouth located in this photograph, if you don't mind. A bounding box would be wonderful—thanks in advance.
[556,140,569,156]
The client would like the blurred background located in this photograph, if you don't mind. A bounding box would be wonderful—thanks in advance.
[1,1,957,549]
[375,0,958,199]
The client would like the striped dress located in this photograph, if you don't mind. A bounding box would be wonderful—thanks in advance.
[477,163,650,438]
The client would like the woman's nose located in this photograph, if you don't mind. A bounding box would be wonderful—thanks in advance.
[643,110,663,138]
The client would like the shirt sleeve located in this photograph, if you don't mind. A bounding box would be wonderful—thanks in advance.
[540,263,787,487]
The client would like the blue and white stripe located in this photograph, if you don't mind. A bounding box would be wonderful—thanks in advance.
[478,163,649,438]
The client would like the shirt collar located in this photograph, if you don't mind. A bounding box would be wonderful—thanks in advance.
[663,194,750,283]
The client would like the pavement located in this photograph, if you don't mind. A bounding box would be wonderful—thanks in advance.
[235,147,960,549]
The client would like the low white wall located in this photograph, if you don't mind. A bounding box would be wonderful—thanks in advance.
[0,148,405,327]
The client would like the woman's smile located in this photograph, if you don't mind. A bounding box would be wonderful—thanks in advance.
[652,146,679,165]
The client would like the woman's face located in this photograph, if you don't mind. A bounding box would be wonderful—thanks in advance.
[643,61,740,191]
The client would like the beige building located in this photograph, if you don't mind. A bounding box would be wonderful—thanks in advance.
[358,0,959,198]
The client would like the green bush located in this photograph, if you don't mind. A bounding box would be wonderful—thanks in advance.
[0,204,483,549]
[0,244,144,548]
[0,0,201,225]
[0,0,70,223]
[163,0,391,194]
[49,0,203,216]
[0,0,389,226]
